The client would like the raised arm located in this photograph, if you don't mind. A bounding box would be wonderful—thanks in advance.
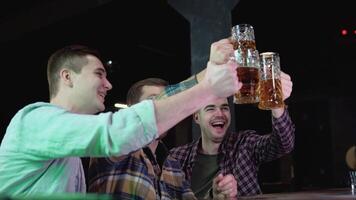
[156,38,235,99]
[253,71,295,163]
[154,60,241,136]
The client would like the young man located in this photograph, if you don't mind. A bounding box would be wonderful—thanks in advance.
[168,72,295,197]
[0,40,240,195]
[88,38,238,200]
[88,78,196,199]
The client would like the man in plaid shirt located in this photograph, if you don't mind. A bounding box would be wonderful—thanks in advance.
[88,78,197,199]
[88,38,238,199]
[168,72,295,198]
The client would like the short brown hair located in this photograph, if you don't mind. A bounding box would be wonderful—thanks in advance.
[47,45,102,99]
[126,78,168,106]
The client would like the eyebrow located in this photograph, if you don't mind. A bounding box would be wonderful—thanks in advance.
[204,103,229,110]
[203,105,216,111]
[221,103,229,107]
[95,68,107,75]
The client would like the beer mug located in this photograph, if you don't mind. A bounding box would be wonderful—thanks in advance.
[231,24,260,104]
[258,52,284,110]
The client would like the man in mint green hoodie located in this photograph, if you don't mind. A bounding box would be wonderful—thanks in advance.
[0,39,241,196]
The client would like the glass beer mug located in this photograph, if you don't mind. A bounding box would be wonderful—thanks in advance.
[258,52,284,110]
[231,24,260,104]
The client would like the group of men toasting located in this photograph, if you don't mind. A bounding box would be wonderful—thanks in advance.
[0,24,295,199]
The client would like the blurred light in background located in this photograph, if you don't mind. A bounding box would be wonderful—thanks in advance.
[114,103,128,109]
[341,29,348,36]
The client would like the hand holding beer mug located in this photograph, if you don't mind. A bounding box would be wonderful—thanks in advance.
[258,52,284,110]
[231,24,260,104]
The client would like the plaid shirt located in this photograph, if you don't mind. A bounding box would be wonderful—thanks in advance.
[168,109,295,197]
[88,148,196,199]
[88,76,198,199]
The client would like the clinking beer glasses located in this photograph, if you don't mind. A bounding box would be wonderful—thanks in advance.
[231,24,260,104]
[258,52,284,110]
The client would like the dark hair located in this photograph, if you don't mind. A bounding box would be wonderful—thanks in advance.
[126,78,169,106]
[47,44,102,99]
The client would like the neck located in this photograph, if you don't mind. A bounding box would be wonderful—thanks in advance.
[50,95,92,114]
[50,97,73,111]
[200,137,220,155]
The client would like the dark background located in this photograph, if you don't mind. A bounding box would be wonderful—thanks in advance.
[0,0,355,194]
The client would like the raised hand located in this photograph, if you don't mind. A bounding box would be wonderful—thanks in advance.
[271,71,293,118]
[202,60,241,99]
[280,71,293,101]
[209,38,234,65]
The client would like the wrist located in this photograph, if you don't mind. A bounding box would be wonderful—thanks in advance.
[196,69,206,83]
[272,104,287,118]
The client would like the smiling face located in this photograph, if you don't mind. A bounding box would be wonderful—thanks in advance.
[70,55,112,114]
[194,98,231,143]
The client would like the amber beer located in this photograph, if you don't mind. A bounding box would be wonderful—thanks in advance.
[258,52,284,110]
[235,67,259,104]
[258,79,284,109]
[231,24,260,104]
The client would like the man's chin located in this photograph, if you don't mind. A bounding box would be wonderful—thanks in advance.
[91,105,105,114]
[212,128,227,135]
[94,103,105,113]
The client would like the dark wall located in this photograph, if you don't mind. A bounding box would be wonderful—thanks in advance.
[0,1,191,142]
[231,0,355,192]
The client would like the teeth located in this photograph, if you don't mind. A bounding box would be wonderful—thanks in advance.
[211,121,225,129]
[212,121,225,125]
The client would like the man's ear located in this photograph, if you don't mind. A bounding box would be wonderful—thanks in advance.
[193,113,199,124]
[59,68,73,87]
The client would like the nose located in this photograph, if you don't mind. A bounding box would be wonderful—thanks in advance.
[214,108,224,116]
[104,78,113,90]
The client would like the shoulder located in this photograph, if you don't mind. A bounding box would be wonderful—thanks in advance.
[7,102,64,131]
[14,102,67,121]
[168,142,194,160]
[169,143,192,154]
[19,102,59,114]
[225,130,262,145]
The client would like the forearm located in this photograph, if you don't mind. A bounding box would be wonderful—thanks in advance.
[253,109,295,163]
[17,102,158,158]
[156,74,198,100]
[154,82,216,135]
[271,109,295,153]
